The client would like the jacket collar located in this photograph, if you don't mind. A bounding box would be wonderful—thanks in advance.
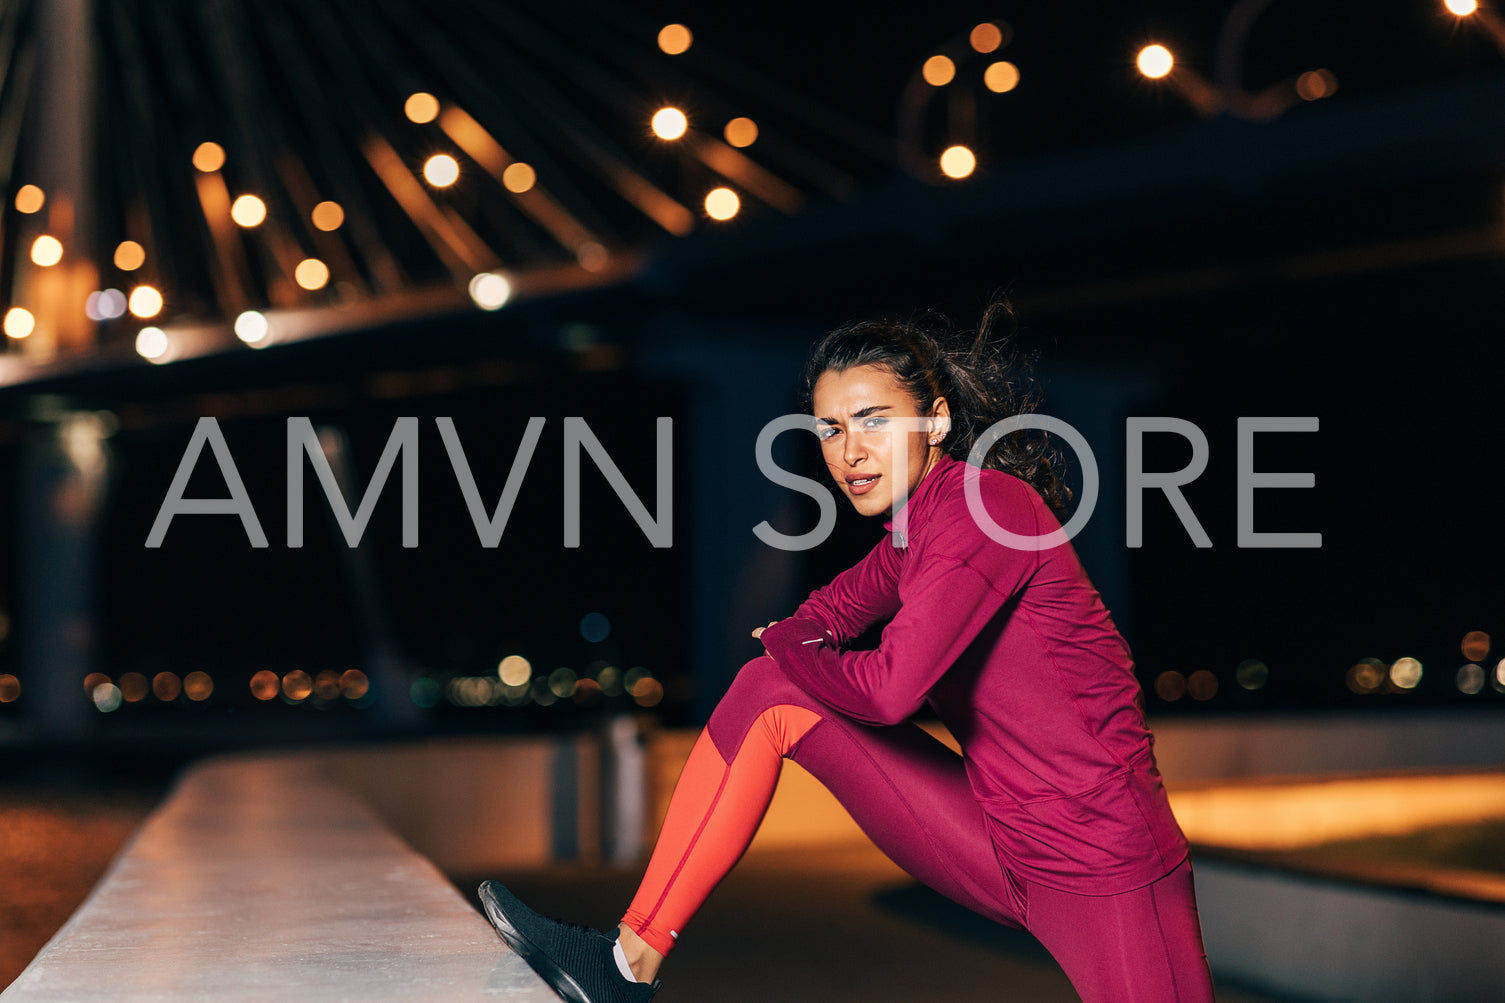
[882,453,962,545]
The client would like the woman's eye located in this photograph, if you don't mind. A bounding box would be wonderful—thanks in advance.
[861,417,888,430]
[816,426,839,441]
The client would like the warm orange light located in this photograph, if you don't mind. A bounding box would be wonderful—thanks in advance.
[1187,670,1219,701]
[970,22,1005,53]
[83,672,111,697]
[704,187,740,220]
[128,285,163,318]
[4,308,35,339]
[31,235,63,267]
[311,201,344,231]
[153,672,182,702]
[939,145,976,179]
[192,142,226,172]
[1462,630,1491,662]
[1295,68,1338,101]
[632,677,664,707]
[576,242,608,271]
[119,672,150,703]
[658,23,692,55]
[339,669,369,700]
[502,162,536,193]
[114,240,146,271]
[1154,671,1186,701]
[724,117,758,148]
[14,184,44,214]
[405,92,440,124]
[0,674,19,703]
[184,671,214,701]
[922,55,956,87]
[1446,0,1479,15]
[282,669,313,701]
[314,670,342,701]
[230,195,267,227]
[249,670,280,701]
[423,153,460,187]
[651,107,688,140]
[294,258,330,290]
[984,61,1021,93]
[1138,45,1174,79]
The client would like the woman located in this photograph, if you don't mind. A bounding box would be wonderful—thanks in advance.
[480,300,1214,1002]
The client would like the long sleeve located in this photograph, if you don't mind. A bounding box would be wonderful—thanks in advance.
[787,535,904,645]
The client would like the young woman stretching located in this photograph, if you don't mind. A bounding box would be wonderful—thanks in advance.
[480,301,1215,1002]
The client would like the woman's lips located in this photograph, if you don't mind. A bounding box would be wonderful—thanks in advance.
[846,474,880,496]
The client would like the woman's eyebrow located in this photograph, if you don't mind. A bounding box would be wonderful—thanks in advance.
[815,404,892,425]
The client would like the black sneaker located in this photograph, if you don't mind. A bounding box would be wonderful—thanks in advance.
[477,881,660,1003]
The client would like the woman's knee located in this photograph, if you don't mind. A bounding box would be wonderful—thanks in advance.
[706,656,816,757]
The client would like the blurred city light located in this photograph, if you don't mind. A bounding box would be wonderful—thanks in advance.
[1456,663,1485,694]
[1154,670,1187,701]
[1390,656,1423,689]
[971,22,1006,53]
[14,184,44,213]
[119,672,149,703]
[1461,630,1491,661]
[632,677,664,707]
[234,310,269,344]
[134,326,169,361]
[0,674,21,702]
[704,187,740,220]
[658,23,692,55]
[250,670,280,701]
[339,669,369,700]
[502,162,536,193]
[984,61,1020,93]
[1295,69,1339,101]
[192,142,226,172]
[314,670,341,701]
[923,55,956,87]
[282,670,313,702]
[153,672,182,702]
[1346,657,1386,693]
[31,235,63,266]
[83,672,109,697]
[294,258,330,290]
[576,242,608,271]
[724,117,758,148]
[129,285,163,318]
[468,271,511,309]
[1446,0,1479,16]
[1137,44,1174,79]
[230,195,267,227]
[651,107,688,140]
[497,655,532,686]
[1235,658,1269,690]
[411,677,441,708]
[4,308,35,339]
[579,612,611,643]
[1187,669,1219,701]
[311,201,344,231]
[548,667,578,699]
[404,92,440,124]
[423,154,460,187]
[940,145,976,179]
[92,684,122,712]
[113,240,146,271]
[184,671,214,701]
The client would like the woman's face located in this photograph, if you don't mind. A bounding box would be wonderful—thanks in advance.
[811,363,949,518]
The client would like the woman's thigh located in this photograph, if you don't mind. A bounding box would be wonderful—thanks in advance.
[1025,856,1215,1003]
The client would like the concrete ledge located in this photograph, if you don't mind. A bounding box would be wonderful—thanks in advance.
[1,754,558,1001]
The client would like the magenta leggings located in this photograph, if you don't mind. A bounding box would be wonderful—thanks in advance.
[697,657,1215,1002]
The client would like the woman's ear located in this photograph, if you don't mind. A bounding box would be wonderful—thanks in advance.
[930,396,952,438]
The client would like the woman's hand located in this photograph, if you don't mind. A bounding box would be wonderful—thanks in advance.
[751,620,779,640]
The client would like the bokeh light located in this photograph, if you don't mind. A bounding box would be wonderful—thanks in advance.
[580,612,611,643]
[294,258,330,291]
[1346,657,1387,693]
[940,145,976,179]
[1494,658,1505,693]
[14,184,44,213]
[113,240,146,271]
[92,684,122,713]
[411,677,441,708]
[651,107,688,140]
[230,195,267,227]
[1390,656,1423,690]
[423,154,460,187]
[576,242,609,271]
[129,285,163,318]
[0,674,19,703]
[1138,44,1174,79]
[1154,671,1186,701]
[134,327,169,361]
[498,655,532,687]
[1187,670,1219,701]
[4,308,35,339]
[282,670,313,702]
[1295,69,1338,102]
[184,671,214,701]
[311,201,345,231]
[984,61,1020,93]
[1446,0,1479,16]
[632,677,664,707]
[234,311,269,344]
[970,22,1006,53]
[1235,658,1269,691]
[502,162,536,193]
[249,670,280,701]
[658,23,692,55]
[1461,630,1491,662]
[119,672,149,703]
[705,187,740,220]
[724,117,758,148]
[153,672,182,702]
[83,672,110,698]
[1456,663,1485,695]
[192,142,226,172]
[468,271,511,310]
[404,92,440,123]
[31,235,63,267]
[339,669,369,700]
[85,288,128,321]
[923,55,956,87]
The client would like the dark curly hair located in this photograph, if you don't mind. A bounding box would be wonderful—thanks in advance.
[801,297,1073,514]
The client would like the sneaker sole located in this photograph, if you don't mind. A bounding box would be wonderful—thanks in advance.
[477,881,594,1003]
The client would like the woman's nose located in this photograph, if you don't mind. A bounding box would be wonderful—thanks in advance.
[843,430,867,465]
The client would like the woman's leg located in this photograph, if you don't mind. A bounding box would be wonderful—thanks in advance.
[1025,856,1215,1003]
[620,656,1026,969]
